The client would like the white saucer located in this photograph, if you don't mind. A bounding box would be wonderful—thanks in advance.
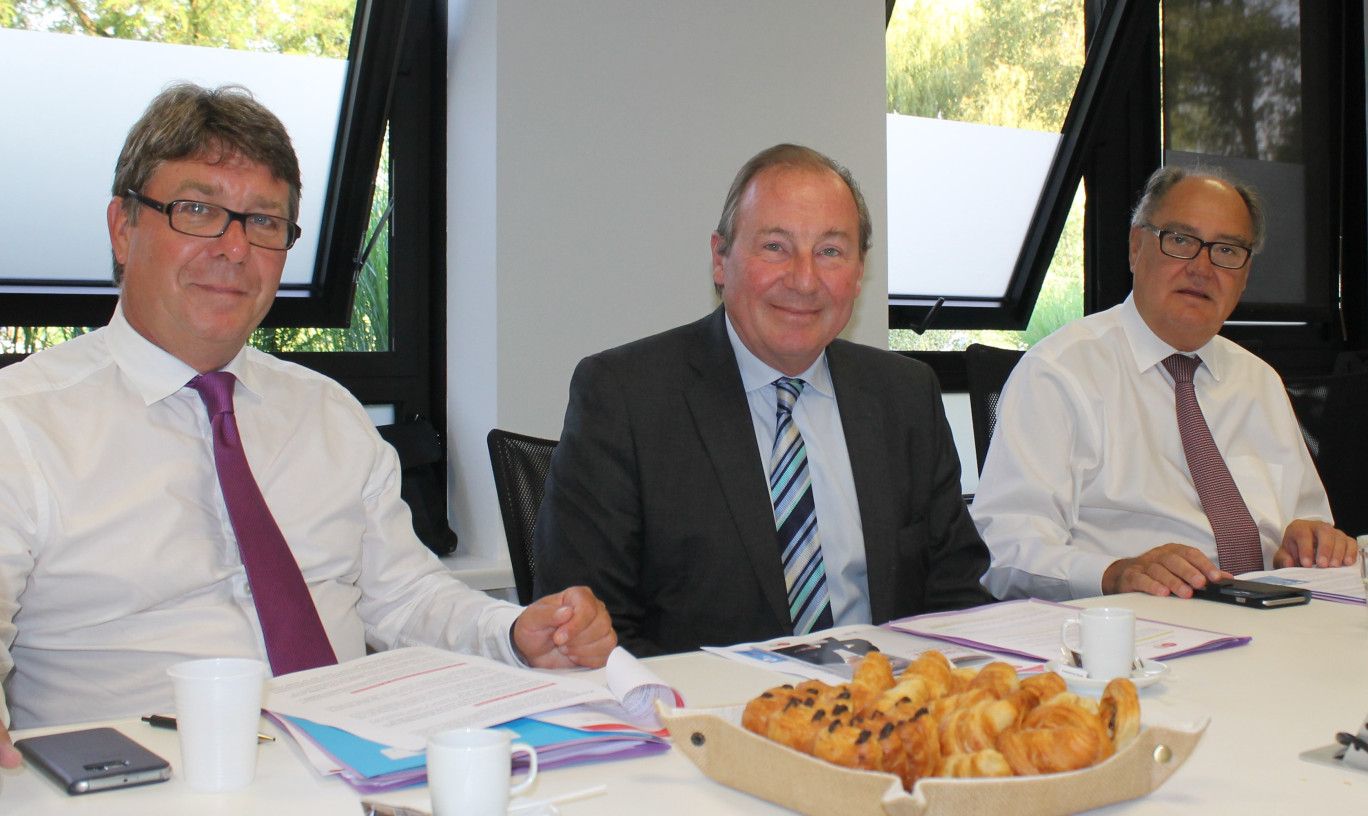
[1043,659,1170,693]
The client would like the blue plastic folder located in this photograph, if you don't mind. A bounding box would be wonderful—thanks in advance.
[280,714,670,793]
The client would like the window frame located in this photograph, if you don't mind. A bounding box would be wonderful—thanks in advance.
[0,0,410,331]
[1,0,448,426]
[1083,0,1364,380]
[897,0,1366,387]
[886,0,1141,333]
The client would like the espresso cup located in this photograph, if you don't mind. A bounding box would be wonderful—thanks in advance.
[427,727,538,816]
[1060,606,1135,681]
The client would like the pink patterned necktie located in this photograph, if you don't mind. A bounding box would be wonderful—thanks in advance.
[188,371,338,675]
[1162,354,1265,574]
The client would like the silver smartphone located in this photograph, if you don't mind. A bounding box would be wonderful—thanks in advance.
[15,727,172,794]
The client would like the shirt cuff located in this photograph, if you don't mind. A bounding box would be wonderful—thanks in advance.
[1068,553,1113,599]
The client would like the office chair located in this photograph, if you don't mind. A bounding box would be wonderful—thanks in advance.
[963,343,1026,475]
[486,429,559,604]
[1283,369,1368,536]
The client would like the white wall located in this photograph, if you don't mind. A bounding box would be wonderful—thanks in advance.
[446,0,889,573]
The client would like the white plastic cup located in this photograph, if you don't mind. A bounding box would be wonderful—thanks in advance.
[1060,607,1136,681]
[427,727,539,816]
[166,657,266,793]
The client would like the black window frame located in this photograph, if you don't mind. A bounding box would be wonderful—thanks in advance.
[1084,0,1365,381]
[885,0,1132,333]
[892,0,1367,388]
[0,0,447,426]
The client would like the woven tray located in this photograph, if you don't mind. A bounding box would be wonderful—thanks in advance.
[659,703,1205,816]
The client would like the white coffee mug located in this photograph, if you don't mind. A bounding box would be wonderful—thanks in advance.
[427,727,538,816]
[1060,606,1135,681]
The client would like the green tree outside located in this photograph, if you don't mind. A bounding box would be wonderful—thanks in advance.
[0,0,390,355]
[886,0,1085,352]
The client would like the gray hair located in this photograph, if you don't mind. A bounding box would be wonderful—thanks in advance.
[111,83,302,284]
[714,143,872,259]
[1131,164,1266,254]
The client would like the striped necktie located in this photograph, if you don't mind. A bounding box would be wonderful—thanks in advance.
[189,371,339,675]
[1162,354,1265,574]
[770,377,834,634]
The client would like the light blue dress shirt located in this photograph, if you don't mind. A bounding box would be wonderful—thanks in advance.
[724,315,871,626]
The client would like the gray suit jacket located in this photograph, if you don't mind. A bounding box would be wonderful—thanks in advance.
[533,307,993,656]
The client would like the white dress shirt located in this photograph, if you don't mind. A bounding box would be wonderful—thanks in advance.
[0,306,522,729]
[971,295,1332,600]
[725,316,871,626]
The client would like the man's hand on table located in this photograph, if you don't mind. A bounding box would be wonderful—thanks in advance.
[0,722,20,769]
[1275,519,1358,569]
[1102,543,1230,598]
[513,585,618,669]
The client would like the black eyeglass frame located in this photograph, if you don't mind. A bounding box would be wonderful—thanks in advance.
[1140,223,1252,270]
[125,189,302,251]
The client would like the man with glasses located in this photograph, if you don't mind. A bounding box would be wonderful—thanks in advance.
[972,165,1356,601]
[0,83,615,765]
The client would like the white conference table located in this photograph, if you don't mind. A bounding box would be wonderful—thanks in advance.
[3,593,1367,815]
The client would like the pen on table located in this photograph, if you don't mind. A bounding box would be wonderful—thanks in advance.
[141,714,276,742]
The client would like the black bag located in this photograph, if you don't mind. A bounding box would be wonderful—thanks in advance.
[377,417,459,556]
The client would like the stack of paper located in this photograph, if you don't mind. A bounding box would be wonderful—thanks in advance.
[884,599,1251,664]
[263,646,679,793]
[1243,566,1367,605]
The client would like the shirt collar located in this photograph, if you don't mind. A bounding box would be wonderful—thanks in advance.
[724,311,835,398]
[1119,293,1230,383]
[106,302,254,406]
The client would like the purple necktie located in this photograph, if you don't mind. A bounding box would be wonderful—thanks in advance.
[1162,354,1265,575]
[188,371,338,675]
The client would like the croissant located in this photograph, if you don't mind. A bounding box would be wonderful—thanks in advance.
[893,710,942,787]
[1020,694,1113,761]
[925,687,995,722]
[996,724,1106,775]
[937,697,1019,755]
[966,661,1020,699]
[899,650,954,698]
[936,748,1014,778]
[849,651,896,713]
[1099,676,1141,749]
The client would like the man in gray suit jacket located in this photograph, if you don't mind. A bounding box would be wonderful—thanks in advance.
[533,144,993,656]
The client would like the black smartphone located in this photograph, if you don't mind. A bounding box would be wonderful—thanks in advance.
[1194,578,1312,608]
[15,727,172,794]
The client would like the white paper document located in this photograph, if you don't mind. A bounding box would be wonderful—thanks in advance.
[1243,565,1366,604]
[263,646,614,751]
[885,599,1250,663]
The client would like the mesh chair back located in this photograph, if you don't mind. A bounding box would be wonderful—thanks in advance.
[964,343,1025,475]
[486,429,558,604]
[1283,370,1368,536]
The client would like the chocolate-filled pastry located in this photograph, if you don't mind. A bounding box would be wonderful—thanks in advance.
[812,716,884,772]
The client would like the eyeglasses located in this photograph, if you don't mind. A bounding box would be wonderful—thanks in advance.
[1141,224,1251,270]
[126,190,300,250]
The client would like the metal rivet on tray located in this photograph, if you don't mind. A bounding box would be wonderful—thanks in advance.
[1153,745,1173,764]
[691,732,706,747]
